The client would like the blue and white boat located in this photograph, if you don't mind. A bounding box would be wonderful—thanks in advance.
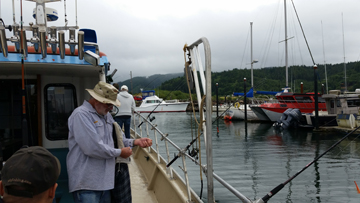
[0,1,199,202]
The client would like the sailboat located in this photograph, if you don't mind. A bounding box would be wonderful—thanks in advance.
[224,22,259,121]
[250,0,325,123]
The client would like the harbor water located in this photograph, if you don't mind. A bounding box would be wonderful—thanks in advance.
[134,112,360,203]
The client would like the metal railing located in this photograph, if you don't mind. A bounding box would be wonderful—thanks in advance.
[129,37,256,203]
[131,110,253,203]
[132,111,202,203]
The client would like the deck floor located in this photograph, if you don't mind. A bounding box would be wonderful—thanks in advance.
[129,157,158,203]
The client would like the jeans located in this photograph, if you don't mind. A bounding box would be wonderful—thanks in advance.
[72,190,111,203]
[114,116,131,139]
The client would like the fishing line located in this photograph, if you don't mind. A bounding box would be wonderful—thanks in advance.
[258,125,360,202]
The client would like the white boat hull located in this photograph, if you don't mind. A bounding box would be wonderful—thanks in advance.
[135,103,189,113]
[212,105,230,112]
[225,106,258,120]
[262,108,283,122]
[250,105,271,121]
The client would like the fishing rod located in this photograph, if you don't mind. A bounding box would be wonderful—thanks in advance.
[255,125,360,203]
[166,135,199,167]
[137,81,186,128]
[20,0,29,146]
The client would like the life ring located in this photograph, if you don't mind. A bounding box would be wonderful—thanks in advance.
[234,102,240,108]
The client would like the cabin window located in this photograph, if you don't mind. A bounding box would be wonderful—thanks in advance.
[282,97,294,102]
[336,100,341,107]
[330,100,335,108]
[347,99,360,107]
[318,97,325,103]
[44,84,77,140]
[0,79,38,160]
[294,96,313,103]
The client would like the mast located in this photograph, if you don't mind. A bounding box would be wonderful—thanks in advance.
[321,21,328,94]
[284,0,288,88]
[250,22,253,88]
[342,13,347,92]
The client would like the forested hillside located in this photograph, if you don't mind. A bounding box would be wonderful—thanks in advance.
[115,73,183,94]
[159,61,360,97]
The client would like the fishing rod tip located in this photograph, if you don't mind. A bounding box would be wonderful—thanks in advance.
[354,181,360,193]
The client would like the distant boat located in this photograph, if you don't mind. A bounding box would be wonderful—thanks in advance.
[254,92,327,122]
[212,104,230,112]
[313,89,360,128]
[135,95,189,113]
[228,87,277,121]
[224,104,258,121]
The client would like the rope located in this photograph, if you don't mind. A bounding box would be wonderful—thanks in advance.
[183,45,205,198]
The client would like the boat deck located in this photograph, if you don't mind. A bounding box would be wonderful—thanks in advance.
[129,158,158,203]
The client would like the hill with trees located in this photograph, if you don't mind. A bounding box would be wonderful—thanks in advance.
[114,73,183,94]
[159,61,360,98]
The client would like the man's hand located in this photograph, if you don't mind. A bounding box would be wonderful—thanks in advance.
[120,147,132,158]
[134,138,153,148]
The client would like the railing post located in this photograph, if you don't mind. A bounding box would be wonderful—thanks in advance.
[138,116,143,137]
[152,126,160,163]
[132,112,137,137]
[146,121,151,152]
[164,137,174,178]
[181,154,192,202]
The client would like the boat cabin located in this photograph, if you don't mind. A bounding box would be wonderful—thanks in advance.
[276,92,326,104]
[322,90,360,115]
[141,90,156,100]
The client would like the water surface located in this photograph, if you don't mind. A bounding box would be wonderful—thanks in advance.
[134,112,360,203]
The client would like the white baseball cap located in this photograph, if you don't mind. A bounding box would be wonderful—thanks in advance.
[121,85,128,91]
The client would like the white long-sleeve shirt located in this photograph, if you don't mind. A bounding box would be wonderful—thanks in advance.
[67,100,134,192]
[115,91,135,117]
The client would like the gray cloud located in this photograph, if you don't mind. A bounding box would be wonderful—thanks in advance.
[2,0,359,82]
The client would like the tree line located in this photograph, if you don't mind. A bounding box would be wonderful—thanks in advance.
[159,61,360,98]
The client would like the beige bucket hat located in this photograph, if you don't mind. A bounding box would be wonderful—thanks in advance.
[86,81,121,106]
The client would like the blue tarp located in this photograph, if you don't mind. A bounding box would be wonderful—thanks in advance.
[233,87,281,97]
[255,90,281,96]
[233,87,254,97]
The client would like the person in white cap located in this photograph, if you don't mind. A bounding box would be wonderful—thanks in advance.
[113,85,135,139]
[66,81,152,203]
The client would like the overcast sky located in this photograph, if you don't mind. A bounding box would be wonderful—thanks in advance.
[1,0,360,82]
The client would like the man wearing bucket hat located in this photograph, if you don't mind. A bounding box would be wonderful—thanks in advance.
[66,81,152,203]
[0,146,61,203]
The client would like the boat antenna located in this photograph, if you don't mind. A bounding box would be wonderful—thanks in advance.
[64,0,68,26]
[75,0,78,27]
[20,0,28,146]
[256,125,360,202]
